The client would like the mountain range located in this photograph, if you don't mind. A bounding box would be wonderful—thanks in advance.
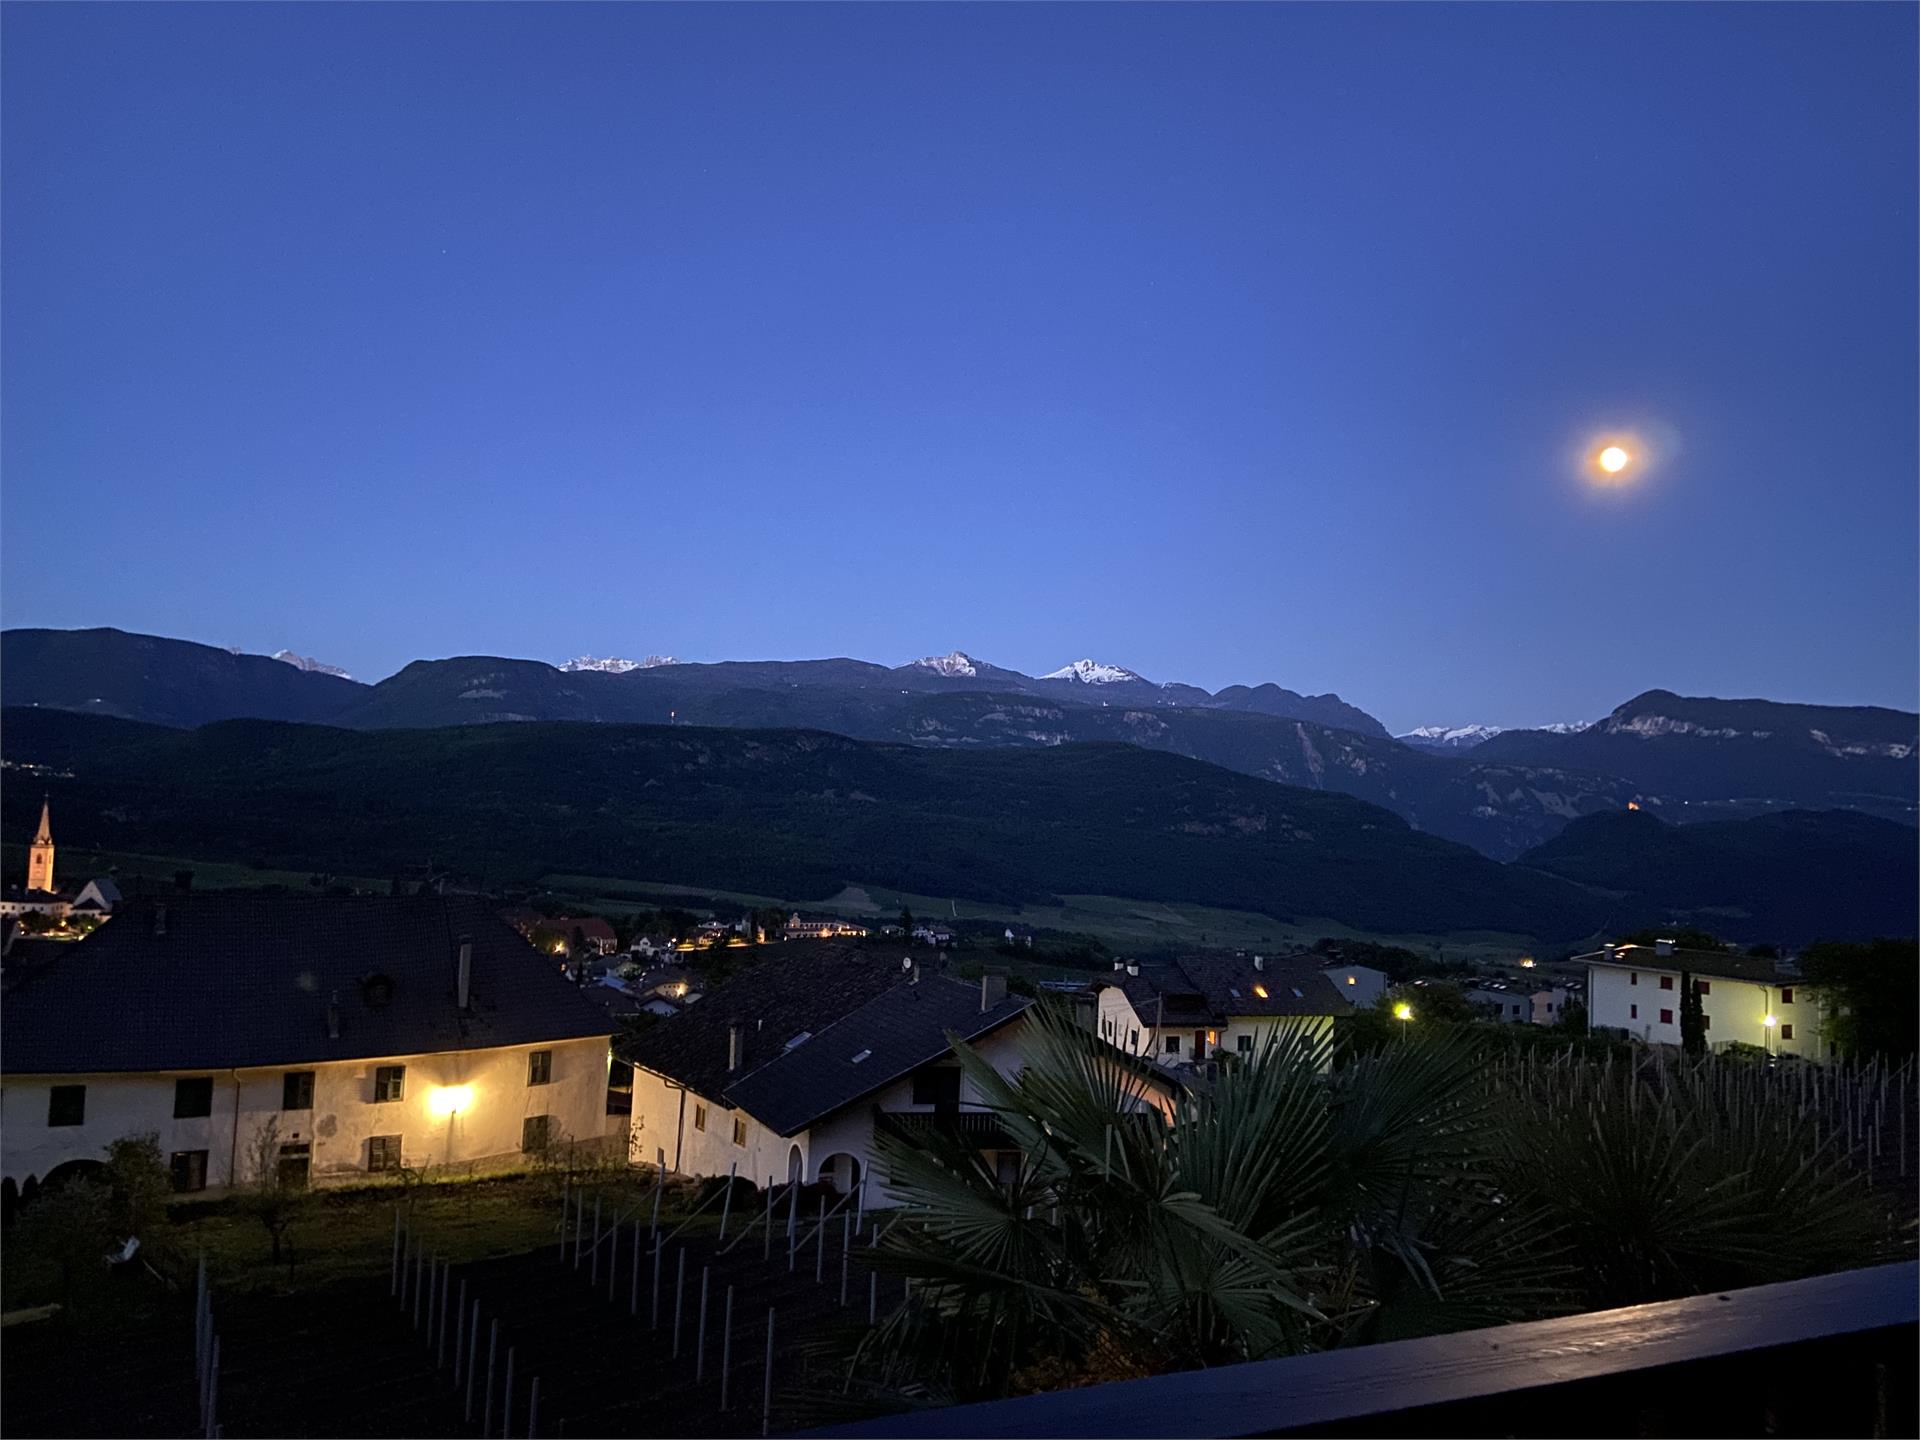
[7,705,1913,947]
[4,627,1913,862]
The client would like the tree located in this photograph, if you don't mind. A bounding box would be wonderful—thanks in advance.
[1678,971,1706,1056]
[899,906,915,938]
[103,1133,174,1250]
[1553,1000,1589,1035]
[16,1177,113,1313]
[238,1117,313,1266]
[1799,939,1919,1061]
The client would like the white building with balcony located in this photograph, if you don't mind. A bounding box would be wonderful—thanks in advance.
[1579,939,1830,1060]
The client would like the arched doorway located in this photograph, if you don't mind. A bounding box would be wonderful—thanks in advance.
[41,1159,105,1193]
[786,1144,805,1186]
[816,1153,862,1197]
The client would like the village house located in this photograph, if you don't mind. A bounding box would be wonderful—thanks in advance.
[781,913,870,941]
[1580,939,1831,1060]
[622,947,1030,1205]
[1,895,625,1206]
[1318,960,1390,1010]
[1466,984,1529,1023]
[1092,952,1352,1071]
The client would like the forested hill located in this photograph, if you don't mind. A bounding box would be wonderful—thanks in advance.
[2,707,1607,942]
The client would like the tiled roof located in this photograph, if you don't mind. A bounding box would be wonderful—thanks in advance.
[620,942,908,1105]
[723,977,1031,1136]
[1577,944,1802,986]
[1102,951,1353,1022]
[2,895,614,1075]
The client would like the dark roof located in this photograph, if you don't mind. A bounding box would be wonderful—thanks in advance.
[723,977,1031,1136]
[620,946,1032,1134]
[621,942,908,1104]
[1103,951,1353,1021]
[1578,944,1802,985]
[2,895,614,1075]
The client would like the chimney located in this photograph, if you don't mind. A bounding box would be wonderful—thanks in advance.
[1253,955,1264,972]
[153,903,168,938]
[727,1022,744,1072]
[1655,937,1675,957]
[326,989,341,1040]
[1126,961,1139,977]
[980,972,1008,1012]
[1603,943,1617,962]
[174,869,194,894]
[456,937,473,1011]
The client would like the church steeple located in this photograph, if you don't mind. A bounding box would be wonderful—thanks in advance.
[27,797,55,894]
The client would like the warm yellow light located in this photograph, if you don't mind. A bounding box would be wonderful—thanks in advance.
[1393,1002,1414,1022]
[1763,1015,1778,1029]
[1345,976,1356,986]
[1519,957,1537,969]
[1252,983,1269,999]
[429,1084,473,1116]
[1598,446,1630,474]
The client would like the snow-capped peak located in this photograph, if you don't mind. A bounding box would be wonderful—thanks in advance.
[1536,720,1594,734]
[912,652,979,677]
[560,655,679,674]
[271,649,354,680]
[1043,659,1142,685]
[1401,724,1505,745]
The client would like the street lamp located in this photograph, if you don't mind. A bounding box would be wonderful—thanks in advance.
[1393,1001,1414,1040]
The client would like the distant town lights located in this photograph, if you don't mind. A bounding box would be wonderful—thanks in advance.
[429,1084,473,1116]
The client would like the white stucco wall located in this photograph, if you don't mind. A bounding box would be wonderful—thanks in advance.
[629,1021,1035,1209]
[2,1035,620,1191]
[1094,986,1334,1069]
[1321,965,1389,1010]
[1585,964,1826,1059]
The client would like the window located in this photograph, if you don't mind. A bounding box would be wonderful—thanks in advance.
[1781,988,1795,1005]
[1236,1034,1253,1054]
[528,1050,552,1087]
[170,1150,208,1193]
[278,1142,310,1189]
[522,1115,552,1153]
[1128,1028,1139,1049]
[1702,1014,1711,1030]
[1696,981,1711,996]
[912,1068,961,1111]
[1659,976,1674,991]
[282,1071,315,1111]
[1164,1034,1182,1055]
[1660,1008,1674,1025]
[1630,972,1638,986]
[606,1057,633,1117]
[1630,1004,1638,1020]
[1781,1023,1795,1041]
[173,1077,214,1119]
[732,1117,747,1147]
[47,1084,86,1127]
[374,1066,406,1102]
[368,1135,402,1172]
[694,1104,708,1133]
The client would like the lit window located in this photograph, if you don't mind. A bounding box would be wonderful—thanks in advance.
[1345,975,1356,986]
[528,1050,552,1087]
[374,1066,406,1102]
[1252,984,1269,999]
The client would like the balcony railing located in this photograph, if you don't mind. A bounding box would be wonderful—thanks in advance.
[812,1260,1917,1438]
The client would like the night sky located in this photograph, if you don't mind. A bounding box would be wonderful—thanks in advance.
[3,3,1914,732]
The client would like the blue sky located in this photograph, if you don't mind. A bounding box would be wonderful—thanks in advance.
[4,3,1914,732]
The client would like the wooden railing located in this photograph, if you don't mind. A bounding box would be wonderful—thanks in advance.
[811,1261,1917,1438]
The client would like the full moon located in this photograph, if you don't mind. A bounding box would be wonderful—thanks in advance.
[1598,445,1630,474]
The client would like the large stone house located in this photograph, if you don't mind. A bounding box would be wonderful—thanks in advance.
[1,895,624,1205]
[1580,939,1831,1060]
[1092,952,1352,1070]
[622,947,1031,1205]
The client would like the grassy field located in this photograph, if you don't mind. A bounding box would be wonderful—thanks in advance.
[0,843,389,897]
[541,871,1542,965]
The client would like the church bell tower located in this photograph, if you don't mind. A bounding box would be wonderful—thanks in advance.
[27,798,55,894]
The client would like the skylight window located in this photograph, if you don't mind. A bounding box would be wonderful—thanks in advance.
[850,1049,872,1064]
[1252,984,1269,999]
[783,1030,812,1051]
[1291,987,1304,998]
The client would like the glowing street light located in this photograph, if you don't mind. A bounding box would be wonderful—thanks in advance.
[428,1084,473,1117]
[1393,1001,1414,1022]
